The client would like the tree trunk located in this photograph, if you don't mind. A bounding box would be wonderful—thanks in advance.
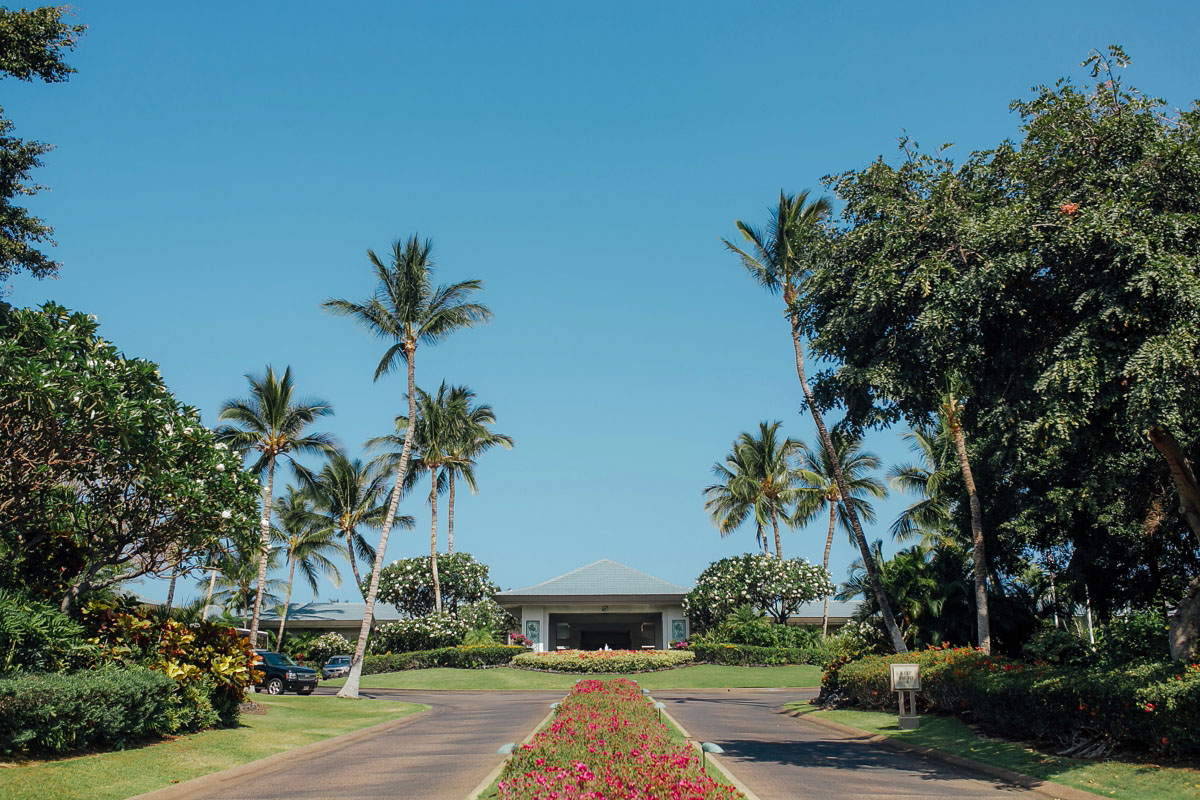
[164,565,178,613]
[947,403,991,655]
[447,471,455,554]
[787,310,907,653]
[203,564,217,621]
[344,530,365,599]
[770,512,783,560]
[822,500,837,636]
[1147,426,1200,661]
[429,465,442,614]
[278,554,295,646]
[247,458,275,648]
[340,344,417,699]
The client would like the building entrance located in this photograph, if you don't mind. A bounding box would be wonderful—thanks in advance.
[549,612,660,650]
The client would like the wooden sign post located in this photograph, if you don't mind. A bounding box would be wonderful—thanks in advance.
[889,663,920,730]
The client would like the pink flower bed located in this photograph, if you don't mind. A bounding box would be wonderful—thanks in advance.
[498,678,742,799]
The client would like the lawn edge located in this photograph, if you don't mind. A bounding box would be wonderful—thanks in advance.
[124,701,429,800]
[785,708,1107,800]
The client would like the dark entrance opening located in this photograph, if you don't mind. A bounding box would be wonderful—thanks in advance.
[579,629,631,650]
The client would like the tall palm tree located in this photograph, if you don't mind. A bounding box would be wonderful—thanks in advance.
[942,390,991,654]
[439,385,513,554]
[887,422,958,547]
[272,487,344,643]
[724,190,908,652]
[203,531,286,628]
[703,421,801,558]
[215,366,336,646]
[793,433,886,634]
[302,453,410,598]
[322,235,490,698]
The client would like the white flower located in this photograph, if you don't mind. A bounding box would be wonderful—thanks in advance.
[220,510,232,519]
[183,427,193,434]
[215,442,227,451]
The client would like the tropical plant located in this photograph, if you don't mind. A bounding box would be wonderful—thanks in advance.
[204,531,285,628]
[886,422,958,547]
[682,553,833,630]
[792,432,886,634]
[271,487,343,643]
[373,552,499,618]
[439,385,513,554]
[723,190,907,652]
[322,234,491,697]
[703,421,802,558]
[215,365,336,649]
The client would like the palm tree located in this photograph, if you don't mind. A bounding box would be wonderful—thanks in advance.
[302,453,410,598]
[724,190,908,652]
[887,422,958,548]
[272,487,344,643]
[204,532,286,628]
[703,421,801,558]
[215,365,337,647]
[322,235,490,698]
[793,433,886,634]
[942,389,991,654]
[438,385,513,554]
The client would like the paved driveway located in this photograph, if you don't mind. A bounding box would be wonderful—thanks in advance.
[656,689,1036,799]
[154,689,559,800]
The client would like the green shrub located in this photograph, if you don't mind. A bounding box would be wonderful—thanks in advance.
[0,588,95,674]
[690,642,818,666]
[372,612,468,654]
[361,644,524,675]
[511,649,695,673]
[0,667,177,755]
[306,632,354,666]
[825,647,1200,756]
[1098,610,1171,666]
[1021,624,1094,666]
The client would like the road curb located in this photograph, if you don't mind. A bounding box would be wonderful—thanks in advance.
[658,703,763,800]
[126,701,430,800]
[785,708,1108,800]
[465,704,559,800]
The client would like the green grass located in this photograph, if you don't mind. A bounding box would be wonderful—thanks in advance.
[324,664,822,691]
[0,694,426,800]
[788,705,1200,800]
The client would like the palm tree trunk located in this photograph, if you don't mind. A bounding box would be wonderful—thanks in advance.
[787,309,907,653]
[340,344,418,699]
[247,458,275,647]
[429,465,442,614]
[947,404,991,655]
[822,500,837,636]
[164,565,179,613]
[203,563,217,621]
[447,472,455,554]
[344,531,365,599]
[770,512,783,560]
[278,554,296,645]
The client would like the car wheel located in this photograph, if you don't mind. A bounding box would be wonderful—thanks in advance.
[298,688,313,695]
[265,677,284,695]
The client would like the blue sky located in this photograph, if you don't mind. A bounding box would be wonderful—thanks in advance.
[7,2,1200,606]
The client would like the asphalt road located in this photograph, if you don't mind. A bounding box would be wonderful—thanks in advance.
[154,689,560,800]
[655,689,1037,799]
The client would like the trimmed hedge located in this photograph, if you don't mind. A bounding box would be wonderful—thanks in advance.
[825,647,1200,756]
[511,649,695,673]
[690,642,818,666]
[361,644,524,675]
[0,667,177,755]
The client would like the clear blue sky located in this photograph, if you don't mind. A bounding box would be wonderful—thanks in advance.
[7,2,1200,606]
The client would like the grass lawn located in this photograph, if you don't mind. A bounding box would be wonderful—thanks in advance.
[788,705,1200,800]
[323,664,822,691]
[0,694,425,800]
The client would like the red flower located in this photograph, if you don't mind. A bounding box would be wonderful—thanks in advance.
[1059,202,1079,215]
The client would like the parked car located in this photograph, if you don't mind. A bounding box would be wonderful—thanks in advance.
[253,649,318,695]
[322,655,352,680]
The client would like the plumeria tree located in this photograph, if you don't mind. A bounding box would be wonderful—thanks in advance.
[0,303,259,613]
[373,552,498,618]
[682,553,834,630]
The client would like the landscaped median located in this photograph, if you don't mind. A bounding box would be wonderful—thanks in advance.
[492,678,743,799]
[511,648,695,673]
[0,694,425,800]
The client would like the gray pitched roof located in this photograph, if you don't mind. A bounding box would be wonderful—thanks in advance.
[496,559,688,598]
[790,598,860,619]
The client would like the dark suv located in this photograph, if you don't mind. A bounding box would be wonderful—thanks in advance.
[253,650,318,695]
[322,655,352,680]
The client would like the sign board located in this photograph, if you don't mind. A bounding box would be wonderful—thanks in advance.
[889,663,920,691]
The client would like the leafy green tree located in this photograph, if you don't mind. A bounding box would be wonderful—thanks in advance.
[703,421,802,558]
[803,48,1200,658]
[682,553,833,630]
[0,6,86,281]
[215,366,336,647]
[374,552,498,618]
[323,235,491,697]
[271,487,342,643]
[0,303,259,612]
[792,432,886,634]
[724,191,908,652]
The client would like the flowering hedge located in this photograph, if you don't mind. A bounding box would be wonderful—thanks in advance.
[361,645,524,675]
[825,647,1200,756]
[511,649,695,673]
[498,678,742,799]
[371,612,468,654]
[305,632,353,667]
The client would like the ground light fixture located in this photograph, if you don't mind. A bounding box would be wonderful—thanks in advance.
[700,742,724,771]
[497,743,516,754]
[550,702,560,709]
[641,689,651,695]
[653,701,665,722]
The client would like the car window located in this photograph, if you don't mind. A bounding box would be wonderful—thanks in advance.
[262,652,297,667]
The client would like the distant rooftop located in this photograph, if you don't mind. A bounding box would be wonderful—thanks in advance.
[496,559,689,598]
